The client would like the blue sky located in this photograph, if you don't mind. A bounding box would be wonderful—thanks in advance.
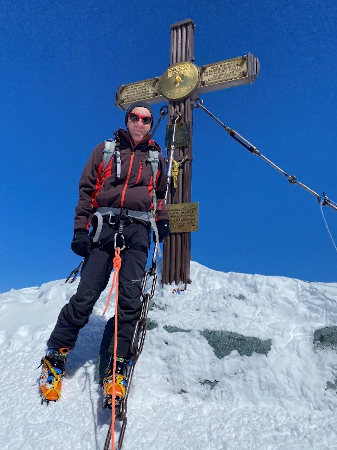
[1,0,337,292]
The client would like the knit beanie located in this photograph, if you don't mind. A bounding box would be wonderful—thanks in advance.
[125,101,154,127]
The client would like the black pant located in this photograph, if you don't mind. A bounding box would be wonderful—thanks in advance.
[47,221,149,357]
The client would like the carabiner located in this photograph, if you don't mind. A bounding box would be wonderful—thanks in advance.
[114,232,126,251]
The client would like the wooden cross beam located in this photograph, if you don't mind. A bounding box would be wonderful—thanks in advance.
[115,19,260,286]
[115,25,259,109]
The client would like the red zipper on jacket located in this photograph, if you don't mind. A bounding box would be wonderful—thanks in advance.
[120,134,153,209]
[120,151,134,209]
[135,161,143,184]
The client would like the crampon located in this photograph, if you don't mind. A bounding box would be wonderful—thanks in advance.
[103,373,128,410]
[38,347,69,404]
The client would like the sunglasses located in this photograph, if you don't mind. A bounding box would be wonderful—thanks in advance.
[128,112,152,125]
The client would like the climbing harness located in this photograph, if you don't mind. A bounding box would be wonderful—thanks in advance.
[91,207,160,255]
[193,98,337,253]
[65,216,159,287]
[165,113,181,202]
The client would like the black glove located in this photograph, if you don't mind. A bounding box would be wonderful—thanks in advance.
[71,229,91,257]
[155,220,170,243]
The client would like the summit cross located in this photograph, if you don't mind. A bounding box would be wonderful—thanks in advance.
[115,19,260,286]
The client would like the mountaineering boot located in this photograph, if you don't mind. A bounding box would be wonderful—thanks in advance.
[39,347,69,402]
[103,356,128,408]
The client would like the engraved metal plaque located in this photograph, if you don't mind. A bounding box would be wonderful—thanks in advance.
[201,57,246,84]
[159,62,199,100]
[166,202,199,233]
[115,77,165,110]
[198,53,260,94]
[165,122,191,149]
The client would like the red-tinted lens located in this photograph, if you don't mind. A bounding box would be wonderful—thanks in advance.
[129,113,140,122]
[129,113,152,125]
[142,116,152,124]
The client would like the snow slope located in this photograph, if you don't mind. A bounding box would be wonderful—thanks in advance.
[1,261,337,450]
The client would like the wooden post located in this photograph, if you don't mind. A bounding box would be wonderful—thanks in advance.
[162,19,195,286]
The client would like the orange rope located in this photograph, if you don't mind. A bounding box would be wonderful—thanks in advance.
[102,247,122,450]
[102,247,122,318]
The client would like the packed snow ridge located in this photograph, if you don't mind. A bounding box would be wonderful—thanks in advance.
[1,261,337,450]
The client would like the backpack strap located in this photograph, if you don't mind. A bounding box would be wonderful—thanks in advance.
[147,149,159,213]
[102,139,121,180]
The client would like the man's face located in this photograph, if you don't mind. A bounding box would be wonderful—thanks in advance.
[127,106,152,143]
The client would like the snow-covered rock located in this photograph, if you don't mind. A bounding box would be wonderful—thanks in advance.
[1,261,337,449]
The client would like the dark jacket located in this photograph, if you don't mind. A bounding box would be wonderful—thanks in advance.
[74,128,169,230]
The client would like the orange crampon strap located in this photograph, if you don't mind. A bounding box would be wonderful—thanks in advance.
[40,358,63,400]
